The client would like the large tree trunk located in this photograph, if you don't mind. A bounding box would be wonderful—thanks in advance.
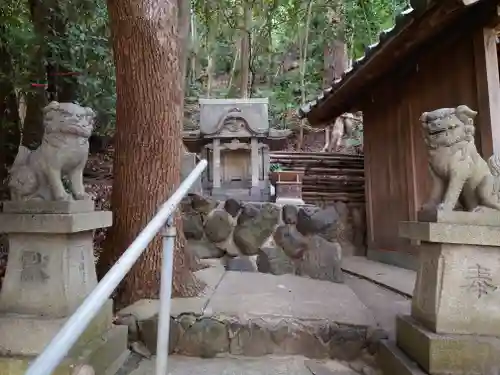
[99,0,203,307]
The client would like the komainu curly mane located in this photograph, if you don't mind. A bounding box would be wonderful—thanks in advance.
[420,105,500,212]
[9,101,95,201]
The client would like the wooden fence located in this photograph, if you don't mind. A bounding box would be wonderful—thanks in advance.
[270,152,365,205]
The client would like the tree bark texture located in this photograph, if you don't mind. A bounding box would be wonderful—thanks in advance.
[239,2,251,98]
[99,0,202,307]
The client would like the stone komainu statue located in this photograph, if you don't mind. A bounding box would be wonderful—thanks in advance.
[420,104,500,212]
[9,101,95,201]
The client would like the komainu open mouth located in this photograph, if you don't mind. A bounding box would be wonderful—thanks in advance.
[428,128,447,136]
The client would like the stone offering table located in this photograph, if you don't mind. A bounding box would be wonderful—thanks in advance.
[270,170,305,205]
[379,210,500,375]
[0,200,128,375]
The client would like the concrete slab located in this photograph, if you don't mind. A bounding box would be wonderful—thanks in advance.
[342,257,415,297]
[171,265,226,316]
[128,355,357,375]
[205,272,376,326]
[344,275,411,339]
[2,200,95,214]
[118,265,226,319]
[398,221,500,246]
[417,208,500,226]
[0,211,112,233]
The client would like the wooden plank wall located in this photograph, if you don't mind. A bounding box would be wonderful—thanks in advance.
[362,31,481,260]
[269,152,365,204]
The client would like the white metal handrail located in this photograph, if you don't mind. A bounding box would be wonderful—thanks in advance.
[25,159,208,375]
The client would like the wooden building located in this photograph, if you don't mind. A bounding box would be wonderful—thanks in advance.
[298,0,500,269]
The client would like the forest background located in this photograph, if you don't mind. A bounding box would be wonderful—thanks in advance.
[0,0,408,304]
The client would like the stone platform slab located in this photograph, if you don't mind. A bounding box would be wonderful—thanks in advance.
[0,300,113,356]
[0,211,112,233]
[396,315,500,375]
[118,268,377,361]
[417,209,500,226]
[342,256,415,297]
[2,200,95,214]
[398,221,500,246]
[206,272,374,325]
[0,325,128,375]
[129,355,359,375]
[378,340,426,375]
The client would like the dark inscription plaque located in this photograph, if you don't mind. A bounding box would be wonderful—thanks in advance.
[20,251,49,283]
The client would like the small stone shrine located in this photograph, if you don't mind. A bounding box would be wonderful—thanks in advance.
[379,105,500,375]
[0,102,127,374]
[183,98,291,202]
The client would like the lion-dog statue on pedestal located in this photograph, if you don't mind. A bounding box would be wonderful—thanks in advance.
[8,101,95,201]
[420,105,500,212]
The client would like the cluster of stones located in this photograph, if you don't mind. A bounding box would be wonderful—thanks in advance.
[181,194,346,283]
[124,310,386,372]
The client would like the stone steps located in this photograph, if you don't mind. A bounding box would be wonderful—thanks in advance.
[117,267,380,363]
[124,355,380,375]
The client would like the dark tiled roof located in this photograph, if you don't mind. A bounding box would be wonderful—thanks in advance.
[297,0,479,121]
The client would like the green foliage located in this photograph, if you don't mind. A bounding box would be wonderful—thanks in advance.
[190,0,409,129]
[0,0,115,134]
[0,0,409,136]
[0,2,36,88]
[270,163,283,172]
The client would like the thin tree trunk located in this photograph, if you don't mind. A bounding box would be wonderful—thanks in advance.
[206,53,216,98]
[323,2,348,87]
[265,0,278,85]
[178,0,190,94]
[239,1,251,98]
[189,11,198,85]
[23,0,49,149]
[205,1,217,98]
[99,0,203,306]
[0,27,22,197]
[323,39,347,86]
[227,44,240,94]
[297,0,314,150]
[21,90,46,149]
[177,0,203,272]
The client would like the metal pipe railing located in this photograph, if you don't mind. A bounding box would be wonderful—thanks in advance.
[25,159,208,375]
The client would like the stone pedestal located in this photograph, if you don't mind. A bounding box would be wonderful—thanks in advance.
[379,210,500,375]
[0,201,128,375]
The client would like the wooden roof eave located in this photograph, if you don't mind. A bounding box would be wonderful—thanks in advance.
[301,0,486,127]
